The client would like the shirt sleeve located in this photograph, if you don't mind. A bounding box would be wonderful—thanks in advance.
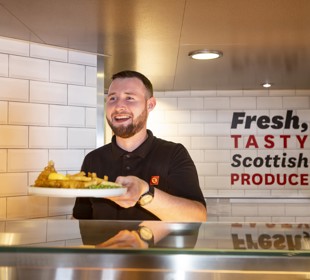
[165,143,206,207]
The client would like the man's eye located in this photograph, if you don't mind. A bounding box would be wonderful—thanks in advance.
[108,97,116,102]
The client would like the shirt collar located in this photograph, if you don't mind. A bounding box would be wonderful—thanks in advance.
[111,130,155,158]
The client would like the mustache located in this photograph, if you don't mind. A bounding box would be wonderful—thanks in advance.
[111,110,133,118]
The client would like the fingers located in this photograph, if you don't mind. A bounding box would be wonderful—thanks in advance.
[96,230,143,248]
[115,175,132,187]
[108,176,147,208]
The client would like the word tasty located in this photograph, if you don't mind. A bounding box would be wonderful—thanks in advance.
[230,110,309,186]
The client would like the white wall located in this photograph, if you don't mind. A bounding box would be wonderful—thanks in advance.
[0,37,97,220]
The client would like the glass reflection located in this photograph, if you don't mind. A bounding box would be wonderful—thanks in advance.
[79,220,202,249]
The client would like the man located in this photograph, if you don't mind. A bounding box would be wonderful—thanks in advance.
[73,70,207,222]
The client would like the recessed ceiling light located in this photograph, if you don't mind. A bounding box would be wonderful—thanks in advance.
[188,50,223,60]
[262,82,273,88]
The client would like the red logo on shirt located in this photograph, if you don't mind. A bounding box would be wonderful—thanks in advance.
[150,176,159,185]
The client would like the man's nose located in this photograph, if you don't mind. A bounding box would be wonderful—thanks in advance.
[115,100,126,110]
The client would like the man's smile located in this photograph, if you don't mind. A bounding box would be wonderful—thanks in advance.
[113,114,132,123]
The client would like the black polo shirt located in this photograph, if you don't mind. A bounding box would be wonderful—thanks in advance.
[73,130,206,220]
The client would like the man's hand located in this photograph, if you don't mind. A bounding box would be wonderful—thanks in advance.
[106,176,149,208]
[95,230,148,249]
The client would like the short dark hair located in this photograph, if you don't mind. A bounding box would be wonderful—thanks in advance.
[111,70,153,98]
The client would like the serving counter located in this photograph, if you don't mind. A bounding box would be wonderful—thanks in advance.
[0,219,309,279]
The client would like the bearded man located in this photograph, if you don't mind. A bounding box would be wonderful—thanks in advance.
[73,70,207,222]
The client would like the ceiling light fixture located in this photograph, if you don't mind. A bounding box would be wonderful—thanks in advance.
[262,82,273,88]
[188,49,223,60]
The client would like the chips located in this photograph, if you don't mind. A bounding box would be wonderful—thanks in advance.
[35,161,108,189]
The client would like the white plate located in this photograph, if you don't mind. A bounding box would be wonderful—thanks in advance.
[28,185,127,198]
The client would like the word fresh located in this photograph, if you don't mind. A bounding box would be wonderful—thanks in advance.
[231,110,308,132]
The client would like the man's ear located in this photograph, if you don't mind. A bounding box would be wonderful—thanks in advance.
[147,97,156,111]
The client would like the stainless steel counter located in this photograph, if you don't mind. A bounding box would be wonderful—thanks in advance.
[0,219,310,279]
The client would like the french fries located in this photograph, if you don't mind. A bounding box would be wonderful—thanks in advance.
[35,161,108,189]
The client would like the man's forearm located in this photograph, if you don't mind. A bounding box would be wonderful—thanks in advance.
[143,188,207,222]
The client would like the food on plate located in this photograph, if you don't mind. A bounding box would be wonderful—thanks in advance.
[34,161,121,189]
[48,172,69,181]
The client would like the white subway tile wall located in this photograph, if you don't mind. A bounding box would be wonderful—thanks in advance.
[9,55,49,81]
[50,61,85,85]
[1,36,310,223]
[0,150,7,172]
[85,108,96,128]
[30,81,68,105]
[9,102,49,125]
[29,127,67,148]
[0,126,28,148]
[30,44,68,62]
[0,36,97,220]
[0,37,29,56]
[50,105,85,127]
[86,66,97,87]
[0,77,29,101]
[68,51,97,66]
[0,53,8,76]
[68,85,97,107]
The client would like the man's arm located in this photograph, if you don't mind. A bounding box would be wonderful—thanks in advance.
[143,186,207,222]
[109,175,207,222]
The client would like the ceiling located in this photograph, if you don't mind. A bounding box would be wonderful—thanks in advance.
[0,0,310,91]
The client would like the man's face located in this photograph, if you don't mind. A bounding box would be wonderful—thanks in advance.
[106,77,149,138]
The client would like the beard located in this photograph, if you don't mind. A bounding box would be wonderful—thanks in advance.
[107,107,148,138]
